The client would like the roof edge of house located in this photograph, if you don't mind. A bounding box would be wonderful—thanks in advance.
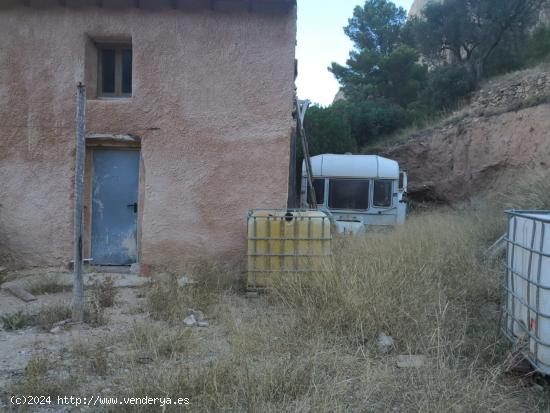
[1,0,296,13]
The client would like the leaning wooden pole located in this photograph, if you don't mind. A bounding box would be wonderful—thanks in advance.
[72,83,86,322]
[296,99,316,208]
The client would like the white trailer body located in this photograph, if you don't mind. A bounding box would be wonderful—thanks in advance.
[300,154,407,234]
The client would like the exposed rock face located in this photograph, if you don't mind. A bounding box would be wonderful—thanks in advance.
[408,0,440,17]
[380,69,550,203]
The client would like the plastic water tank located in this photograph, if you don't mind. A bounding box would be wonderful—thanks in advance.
[247,210,332,290]
[504,210,550,374]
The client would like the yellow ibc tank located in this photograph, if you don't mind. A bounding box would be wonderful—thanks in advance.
[247,210,332,290]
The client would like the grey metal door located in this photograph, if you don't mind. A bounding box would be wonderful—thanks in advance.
[91,149,140,265]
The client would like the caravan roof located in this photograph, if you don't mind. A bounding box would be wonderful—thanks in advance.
[307,154,399,179]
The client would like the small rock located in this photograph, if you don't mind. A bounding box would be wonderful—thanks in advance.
[187,309,204,321]
[377,332,394,352]
[183,314,197,326]
[53,319,71,328]
[177,276,195,287]
[137,355,153,365]
[50,326,63,334]
[396,355,427,368]
[532,383,544,392]
[197,321,209,328]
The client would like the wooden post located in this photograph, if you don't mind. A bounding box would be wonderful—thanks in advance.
[296,100,316,208]
[287,123,297,208]
[72,83,86,322]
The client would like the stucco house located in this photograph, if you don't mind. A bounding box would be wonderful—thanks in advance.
[0,0,297,272]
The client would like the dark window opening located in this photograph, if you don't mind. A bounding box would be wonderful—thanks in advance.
[328,179,369,210]
[308,178,325,206]
[101,49,116,94]
[122,48,132,94]
[373,180,393,207]
[98,44,132,97]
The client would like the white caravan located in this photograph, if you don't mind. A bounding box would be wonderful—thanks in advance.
[301,154,408,234]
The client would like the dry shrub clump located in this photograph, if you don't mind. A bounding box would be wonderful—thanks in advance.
[147,261,239,323]
[274,209,501,353]
[115,349,360,413]
[11,355,78,398]
[1,311,28,330]
[126,322,195,360]
[26,275,70,295]
[33,304,72,329]
[92,276,117,308]
[266,207,536,411]
[495,170,550,211]
[72,340,110,376]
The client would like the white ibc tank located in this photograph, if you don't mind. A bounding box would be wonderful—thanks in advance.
[505,210,550,374]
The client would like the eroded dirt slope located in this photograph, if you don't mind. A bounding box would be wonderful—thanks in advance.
[380,68,550,203]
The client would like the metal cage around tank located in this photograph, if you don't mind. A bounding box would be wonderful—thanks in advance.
[503,210,550,374]
[247,209,332,291]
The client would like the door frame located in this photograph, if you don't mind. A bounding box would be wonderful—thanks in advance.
[83,138,143,266]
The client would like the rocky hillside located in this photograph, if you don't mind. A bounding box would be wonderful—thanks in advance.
[379,66,550,203]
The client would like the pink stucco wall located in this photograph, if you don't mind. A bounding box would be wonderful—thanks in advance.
[0,4,296,271]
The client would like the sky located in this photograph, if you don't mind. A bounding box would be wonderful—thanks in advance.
[296,0,415,106]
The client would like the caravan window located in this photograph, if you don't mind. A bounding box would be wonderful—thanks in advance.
[308,178,325,205]
[328,179,369,210]
[373,180,392,207]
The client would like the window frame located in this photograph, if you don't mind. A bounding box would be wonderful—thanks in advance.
[327,178,370,211]
[372,179,394,208]
[97,43,132,98]
[310,177,326,207]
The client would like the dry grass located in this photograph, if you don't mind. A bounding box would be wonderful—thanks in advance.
[91,276,117,308]
[126,322,195,360]
[72,340,110,376]
[273,209,502,353]
[7,174,550,412]
[26,275,70,295]
[32,303,72,330]
[1,311,28,330]
[11,355,79,398]
[110,181,550,412]
[147,277,218,324]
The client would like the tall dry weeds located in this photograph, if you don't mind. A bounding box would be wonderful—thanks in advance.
[110,175,550,412]
[273,209,501,354]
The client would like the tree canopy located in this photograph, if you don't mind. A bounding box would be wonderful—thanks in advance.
[330,0,427,106]
[406,0,546,78]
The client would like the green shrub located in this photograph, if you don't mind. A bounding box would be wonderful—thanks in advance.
[421,65,476,111]
[302,104,356,155]
[1,311,28,330]
[526,24,550,63]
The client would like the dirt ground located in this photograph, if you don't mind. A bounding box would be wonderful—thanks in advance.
[0,269,274,412]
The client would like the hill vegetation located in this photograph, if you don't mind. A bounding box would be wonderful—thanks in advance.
[304,0,550,157]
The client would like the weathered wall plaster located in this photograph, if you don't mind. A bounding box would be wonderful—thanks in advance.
[0,5,296,271]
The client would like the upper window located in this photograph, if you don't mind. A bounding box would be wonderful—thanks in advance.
[373,180,393,207]
[98,44,132,97]
[310,178,325,206]
[328,179,369,210]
